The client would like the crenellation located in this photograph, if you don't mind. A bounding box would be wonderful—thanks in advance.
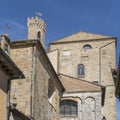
[27,16,46,46]
[0,15,117,120]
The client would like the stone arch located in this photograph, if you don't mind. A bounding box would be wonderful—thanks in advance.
[83,44,92,50]
[77,64,85,78]
[37,31,41,40]
[60,99,77,116]
[84,97,96,120]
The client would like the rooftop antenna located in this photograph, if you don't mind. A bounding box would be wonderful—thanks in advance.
[4,24,11,34]
[6,24,11,30]
[35,12,42,17]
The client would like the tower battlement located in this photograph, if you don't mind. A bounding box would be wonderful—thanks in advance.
[27,16,46,46]
[27,17,46,32]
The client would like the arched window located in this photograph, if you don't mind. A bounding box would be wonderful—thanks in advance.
[37,31,41,40]
[83,44,92,50]
[60,100,77,116]
[77,64,85,78]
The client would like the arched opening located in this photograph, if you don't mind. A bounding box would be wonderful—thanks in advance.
[83,44,92,50]
[84,97,95,120]
[60,100,77,116]
[37,31,41,40]
[77,64,85,78]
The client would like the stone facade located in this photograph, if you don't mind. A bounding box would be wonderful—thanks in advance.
[49,32,117,120]
[27,16,46,46]
[58,74,102,120]
[0,15,117,120]
[61,92,101,120]
[0,35,24,120]
[10,46,33,115]
[10,40,64,120]
[9,16,64,120]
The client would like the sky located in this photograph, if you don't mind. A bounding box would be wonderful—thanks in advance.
[0,0,120,119]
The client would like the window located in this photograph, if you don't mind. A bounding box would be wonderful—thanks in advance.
[77,64,85,78]
[37,31,41,40]
[4,44,9,55]
[83,44,92,50]
[60,100,77,116]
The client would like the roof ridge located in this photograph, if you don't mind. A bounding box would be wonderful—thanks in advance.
[50,31,116,44]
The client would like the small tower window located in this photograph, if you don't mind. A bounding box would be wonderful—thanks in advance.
[37,31,41,40]
[83,44,92,50]
[77,64,85,78]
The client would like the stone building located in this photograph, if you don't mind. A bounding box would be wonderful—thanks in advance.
[0,16,64,120]
[0,35,24,120]
[0,15,119,120]
[48,32,117,120]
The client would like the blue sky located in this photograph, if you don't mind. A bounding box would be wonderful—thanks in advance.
[0,0,120,119]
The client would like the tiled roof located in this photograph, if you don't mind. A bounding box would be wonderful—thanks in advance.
[59,74,101,93]
[51,32,115,44]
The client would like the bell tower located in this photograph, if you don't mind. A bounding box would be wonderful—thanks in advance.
[27,15,46,46]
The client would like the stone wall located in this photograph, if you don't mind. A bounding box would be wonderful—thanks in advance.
[10,44,61,120]
[10,47,33,115]
[50,39,116,83]
[50,38,116,120]
[33,50,49,120]
[47,50,59,73]
[27,17,46,46]
[33,48,61,120]
[61,92,101,120]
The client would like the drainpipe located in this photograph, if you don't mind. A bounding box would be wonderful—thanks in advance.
[6,75,23,120]
[6,79,11,120]
[30,40,35,117]
[99,40,116,84]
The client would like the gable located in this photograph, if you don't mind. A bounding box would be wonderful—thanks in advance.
[51,32,115,44]
[59,74,101,92]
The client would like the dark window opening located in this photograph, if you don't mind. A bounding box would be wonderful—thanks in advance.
[60,100,77,116]
[4,44,9,54]
[77,64,85,78]
[83,44,92,50]
[37,31,41,40]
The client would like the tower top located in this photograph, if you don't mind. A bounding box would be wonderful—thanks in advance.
[27,16,46,32]
[27,15,46,46]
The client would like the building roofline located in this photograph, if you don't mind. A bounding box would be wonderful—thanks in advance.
[10,106,34,120]
[49,31,117,45]
[50,37,117,45]
[115,55,120,99]
[1,34,11,43]
[0,48,24,79]
[59,73,106,105]
[59,73,103,87]
[11,40,65,92]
